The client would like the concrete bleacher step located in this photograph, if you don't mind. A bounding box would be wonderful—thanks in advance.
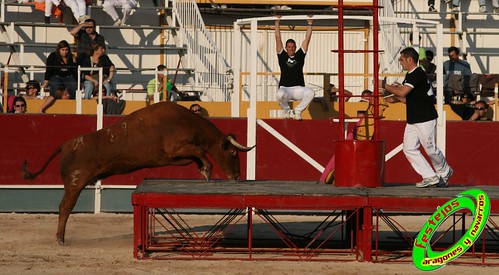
[0,1,194,94]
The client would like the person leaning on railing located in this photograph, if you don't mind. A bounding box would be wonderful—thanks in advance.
[41,40,78,100]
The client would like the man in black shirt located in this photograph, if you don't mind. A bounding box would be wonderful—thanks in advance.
[382,47,453,188]
[69,18,106,65]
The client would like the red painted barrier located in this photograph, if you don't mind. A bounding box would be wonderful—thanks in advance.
[1,114,498,186]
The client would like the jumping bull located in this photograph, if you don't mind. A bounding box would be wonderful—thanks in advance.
[22,102,254,245]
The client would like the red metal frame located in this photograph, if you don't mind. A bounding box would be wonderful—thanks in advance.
[335,0,382,140]
[132,183,499,264]
[133,192,366,261]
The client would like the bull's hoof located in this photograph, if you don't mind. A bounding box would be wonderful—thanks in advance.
[200,167,211,181]
[57,238,65,246]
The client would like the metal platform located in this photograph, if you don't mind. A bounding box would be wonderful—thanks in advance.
[132,180,499,263]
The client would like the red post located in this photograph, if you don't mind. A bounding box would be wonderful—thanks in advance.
[357,207,373,262]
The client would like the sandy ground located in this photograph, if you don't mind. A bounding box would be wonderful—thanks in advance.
[0,213,495,275]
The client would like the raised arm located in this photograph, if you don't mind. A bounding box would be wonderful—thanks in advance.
[275,16,283,54]
[69,21,91,37]
[301,17,313,53]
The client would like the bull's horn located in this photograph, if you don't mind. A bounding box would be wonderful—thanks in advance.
[227,136,255,152]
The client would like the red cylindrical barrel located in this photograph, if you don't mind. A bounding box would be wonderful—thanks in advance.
[334,140,385,187]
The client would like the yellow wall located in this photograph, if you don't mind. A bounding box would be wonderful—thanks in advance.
[23,98,465,121]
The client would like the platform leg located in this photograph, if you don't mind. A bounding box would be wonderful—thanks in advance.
[133,205,141,259]
[247,207,253,260]
[357,207,373,262]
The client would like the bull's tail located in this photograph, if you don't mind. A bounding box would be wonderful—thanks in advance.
[22,146,63,180]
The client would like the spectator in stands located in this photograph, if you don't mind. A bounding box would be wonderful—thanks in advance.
[409,33,426,63]
[329,84,353,102]
[274,15,315,120]
[44,0,89,24]
[421,50,437,85]
[469,100,492,121]
[360,89,373,103]
[190,103,204,117]
[42,40,78,99]
[428,0,437,12]
[69,18,106,65]
[39,87,70,113]
[443,46,472,104]
[102,0,138,26]
[312,84,353,111]
[22,80,44,99]
[93,86,126,115]
[43,0,64,24]
[449,0,497,13]
[11,96,27,114]
[81,43,116,99]
[7,80,43,111]
[146,64,179,103]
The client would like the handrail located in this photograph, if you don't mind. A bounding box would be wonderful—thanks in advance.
[173,0,233,101]
[377,0,403,75]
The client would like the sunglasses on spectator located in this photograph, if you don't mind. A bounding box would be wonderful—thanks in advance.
[27,86,36,89]
[192,109,201,112]
[15,104,26,107]
[475,107,486,110]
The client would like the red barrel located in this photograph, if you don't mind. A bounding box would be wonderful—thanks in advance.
[334,140,385,188]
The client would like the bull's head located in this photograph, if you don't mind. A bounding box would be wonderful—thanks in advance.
[215,134,255,180]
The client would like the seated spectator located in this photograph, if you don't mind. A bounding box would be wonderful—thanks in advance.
[39,87,70,113]
[42,40,78,99]
[329,84,353,102]
[450,0,493,13]
[102,0,137,26]
[478,74,499,101]
[22,80,44,99]
[469,100,492,121]
[312,83,353,111]
[189,103,204,117]
[11,96,27,114]
[93,86,126,115]
[6,80,43,112]
[360,89,373,103]
[37,0,63,24]
[44,0,89,24]
[421,50,437,85]
[428,0,437,12]
[81,43,116,99]
[146,64,179,103]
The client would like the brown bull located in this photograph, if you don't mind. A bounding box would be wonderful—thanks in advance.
[22,102,254,245]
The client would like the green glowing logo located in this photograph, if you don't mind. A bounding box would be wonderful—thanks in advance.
[413,189,490,271]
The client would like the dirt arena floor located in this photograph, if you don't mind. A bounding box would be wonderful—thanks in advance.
[0,213,495,275]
